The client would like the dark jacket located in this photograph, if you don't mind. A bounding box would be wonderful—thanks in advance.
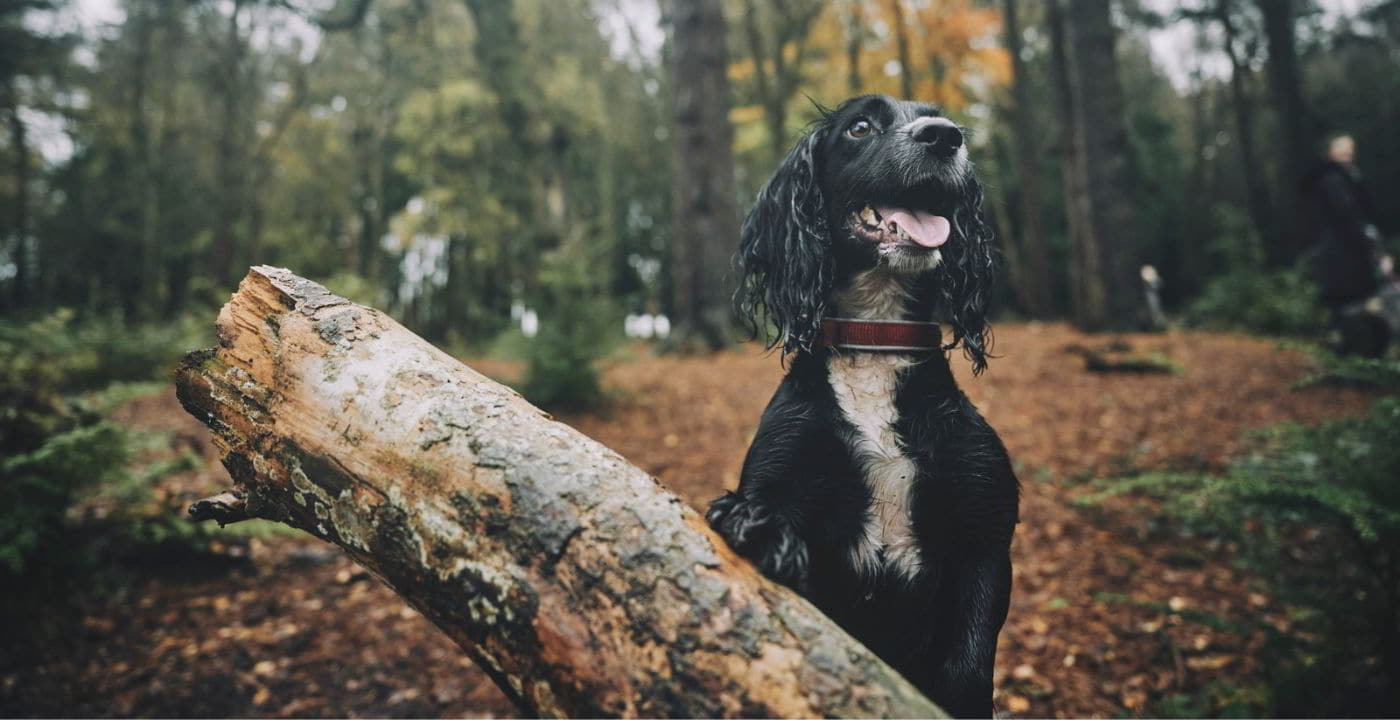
[1304,161,1383,306]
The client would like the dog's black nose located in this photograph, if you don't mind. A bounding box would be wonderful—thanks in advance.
[909,118,963,157]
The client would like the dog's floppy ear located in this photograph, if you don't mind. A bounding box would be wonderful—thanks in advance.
[937,174,996,374]
[736,125,831,354]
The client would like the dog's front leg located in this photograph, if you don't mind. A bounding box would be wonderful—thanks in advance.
[706,490,808,589]
[706,399,824,591]
[928,549,1012,718]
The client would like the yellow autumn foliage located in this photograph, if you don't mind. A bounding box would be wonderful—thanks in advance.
[728,0,1009,155]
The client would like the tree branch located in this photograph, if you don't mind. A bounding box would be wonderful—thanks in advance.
[175,267,945,718]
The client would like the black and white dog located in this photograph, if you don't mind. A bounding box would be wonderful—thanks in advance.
[707,95,1018,718]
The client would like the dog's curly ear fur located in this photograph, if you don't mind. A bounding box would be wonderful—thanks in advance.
[736,126,831,355]
[937,174,996,374]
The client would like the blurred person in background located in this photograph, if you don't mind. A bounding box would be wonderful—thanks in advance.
[1304,134,1396,357]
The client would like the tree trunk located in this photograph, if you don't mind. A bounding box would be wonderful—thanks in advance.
[212,0,247,290]
[888,0,915,100]
[176,266,945,719]
[4,80,29,309]
[741,0,823,167]
[742,0,784,165]
[1178,40,1214,302]
[1001,0,1054,316]
[1258,0,1310,265]
[1047,0,1092,324]
[843,0,863,94]
[1061,0,1142,330]
[669,0,738,350]
[1214,0,1275,263]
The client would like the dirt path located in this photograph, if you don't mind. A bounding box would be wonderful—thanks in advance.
[1,324,1370,718]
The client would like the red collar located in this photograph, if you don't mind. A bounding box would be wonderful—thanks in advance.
[820,318,942,352]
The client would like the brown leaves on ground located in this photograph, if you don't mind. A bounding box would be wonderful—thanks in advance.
[0,323,1371,718]
[564,324,1368,718]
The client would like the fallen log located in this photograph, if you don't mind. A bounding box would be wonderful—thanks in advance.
[175,266,944,718]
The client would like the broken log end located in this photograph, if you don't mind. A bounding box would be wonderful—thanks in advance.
[189,490,251,527]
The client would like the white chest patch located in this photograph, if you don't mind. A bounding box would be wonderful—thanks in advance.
[827,352,923,581]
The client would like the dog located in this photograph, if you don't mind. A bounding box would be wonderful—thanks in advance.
[706,95,1018,718]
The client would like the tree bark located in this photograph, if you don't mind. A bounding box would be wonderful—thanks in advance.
[1047,0,1092,324]
[669,0,739,350]
[1000,0,1054,316]
[842,0,863,94]
[888,0,915,100]
[211,0,248,290]
[4,79,29,309]
[176,266,944,719]
[1061,0,1143,331]
[741,0,824,167]
[1257,0,1311,265]
[1213,0,1275,263]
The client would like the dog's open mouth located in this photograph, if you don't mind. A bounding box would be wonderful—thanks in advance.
[852,205,950,249]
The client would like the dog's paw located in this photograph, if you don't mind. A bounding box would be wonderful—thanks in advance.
[706,492,809,590]
[928,666,995,719]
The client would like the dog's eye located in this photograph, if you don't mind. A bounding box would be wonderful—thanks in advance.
[847,119,874,138]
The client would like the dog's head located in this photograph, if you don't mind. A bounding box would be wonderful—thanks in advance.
[736,95,994,371]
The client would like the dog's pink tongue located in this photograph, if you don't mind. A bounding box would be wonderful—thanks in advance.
[876,206,950,248]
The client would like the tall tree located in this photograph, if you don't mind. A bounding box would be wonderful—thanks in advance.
[210,0,251,289]
[669,0,738,350]
[1000,0,1053,316]
[1047,0,1091,322]
[1,0,68,309]
[841,0,863,94]
[887,0,915,99]
[1059,0,1143,330]
[740,0,824,165]
[3,73,29,309]
[1208,0,1275,264]
[1258,0,1311,264]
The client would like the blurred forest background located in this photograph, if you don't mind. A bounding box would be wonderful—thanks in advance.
[4,0,1400,717]
[5,0,1399,346]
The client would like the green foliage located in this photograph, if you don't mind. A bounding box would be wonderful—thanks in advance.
[320,271,384,308]
[1297,350,1400,392]
[1155,682,1270,719]
[521,300,610,410]
[0,311,211,580]
[1082,357,1400,715]
[521,237,619,411]
[1187,267,1324,337]
[0,310,209,394]
[1184,207,1325,336]
[0,420,128,574]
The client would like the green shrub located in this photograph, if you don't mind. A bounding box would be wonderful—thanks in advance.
[522,290,614,410]
[520,236,619,411]
[0,309,210,393]
[1081,357,1400,715]
[0,420,129,575]
[1186,206,1325,336]
[1186,266,1324,336]
[1297,350,1400,391]
[0,311,212,580]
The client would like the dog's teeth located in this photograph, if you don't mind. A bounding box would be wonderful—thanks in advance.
[860,206,877,226]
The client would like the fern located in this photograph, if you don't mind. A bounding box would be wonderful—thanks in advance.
[1083,357,1400,715]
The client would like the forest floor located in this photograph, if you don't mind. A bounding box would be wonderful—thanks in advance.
[1,323,1374,718]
